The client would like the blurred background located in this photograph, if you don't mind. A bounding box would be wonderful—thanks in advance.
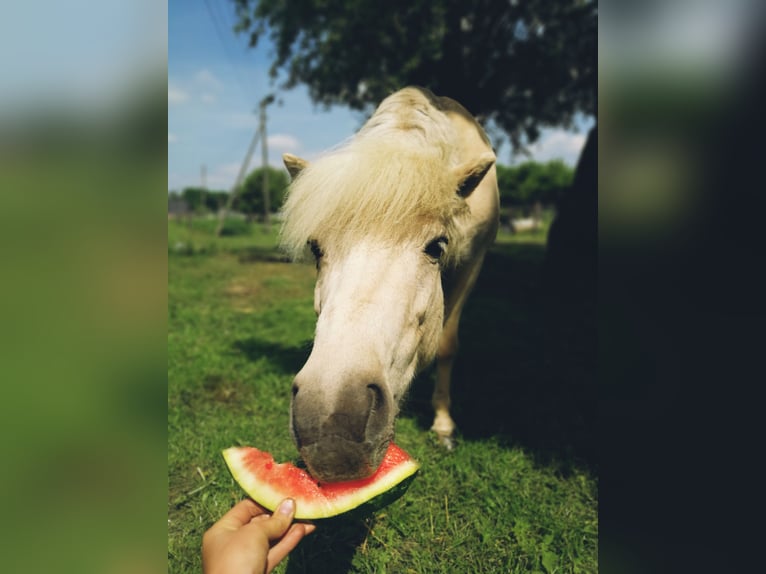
[168,3,599,573]
[0,1,167,573]
[167,0,595,238]
[2,0,764,571]
[600,2,765,573]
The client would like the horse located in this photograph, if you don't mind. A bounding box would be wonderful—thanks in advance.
[279,86,499,482]
[510,217,541,233]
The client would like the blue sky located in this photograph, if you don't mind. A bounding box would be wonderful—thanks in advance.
[2,1,165,115]
[169,0,594,192]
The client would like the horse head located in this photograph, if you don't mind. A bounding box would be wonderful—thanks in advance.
[281,136,494,482]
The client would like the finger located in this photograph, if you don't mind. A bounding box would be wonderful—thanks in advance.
[213,499,267,531]
[255,498,296,541]
[299,522,317,536]
[265,523,313,573]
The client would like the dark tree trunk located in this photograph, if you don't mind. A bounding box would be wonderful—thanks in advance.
[541,125,597,301]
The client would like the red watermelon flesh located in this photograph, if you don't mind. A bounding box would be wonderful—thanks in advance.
[222,442,419,519]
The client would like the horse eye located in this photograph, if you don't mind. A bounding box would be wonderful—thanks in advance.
[308,240,323,261]
[424,236,448,261]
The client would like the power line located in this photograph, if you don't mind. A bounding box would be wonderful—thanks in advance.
[216,0,263,94]
[215,121,261,236]
[201,0,257,103]
[215,95,274,236]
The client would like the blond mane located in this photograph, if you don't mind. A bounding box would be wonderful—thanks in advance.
[279,88,472,265]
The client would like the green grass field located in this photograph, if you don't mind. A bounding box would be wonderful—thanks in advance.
[168,217,597,573]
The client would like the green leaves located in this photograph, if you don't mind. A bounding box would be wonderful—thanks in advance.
[168,222,598,572]
[496,160,574,207]
[234,166,290,217]
[233,0,596,150]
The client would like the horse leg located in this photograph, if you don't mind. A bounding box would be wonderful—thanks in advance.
[432,315,459,449]
[431,253,487,449]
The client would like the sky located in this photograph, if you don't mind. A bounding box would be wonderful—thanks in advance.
[168,0,594,192]
[1,0,165,115]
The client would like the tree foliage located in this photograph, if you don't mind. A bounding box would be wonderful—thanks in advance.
[180,187,207,212]
[233,0,596,149]
[205,190,229,212]
[234,166,289,218]
[496,160,574,207]
[179,187,228,213]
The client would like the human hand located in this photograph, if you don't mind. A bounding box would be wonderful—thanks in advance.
[202,498,316,574]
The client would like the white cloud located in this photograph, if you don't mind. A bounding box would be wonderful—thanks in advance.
[526,130,586,165]
[218,162,242,177]
[194,69,223,90]
[267,133,301,151]
[168,132,178,143]
[168,84,189,104]
[168,71,222,107]
[205,162,244,190]
[223,112,259,130]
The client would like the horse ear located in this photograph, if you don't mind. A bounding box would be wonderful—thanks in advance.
[283,153,309,179]
[453,153,495,198]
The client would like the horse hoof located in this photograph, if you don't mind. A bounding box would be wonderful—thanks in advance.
[436,433,456,451]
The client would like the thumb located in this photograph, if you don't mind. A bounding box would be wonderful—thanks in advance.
[257,498,296,541]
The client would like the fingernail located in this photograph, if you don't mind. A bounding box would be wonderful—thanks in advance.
[277,498,295,516]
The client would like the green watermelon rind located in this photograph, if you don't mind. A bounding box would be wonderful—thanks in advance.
[330,471,418,520]
[222,446,420,520]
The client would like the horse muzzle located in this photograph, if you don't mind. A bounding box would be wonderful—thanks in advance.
[290,379,393,483]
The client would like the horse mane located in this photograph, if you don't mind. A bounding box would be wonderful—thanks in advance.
[279,87,471,266]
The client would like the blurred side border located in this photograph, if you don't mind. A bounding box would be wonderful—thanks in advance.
[600,1,765,572]
[0,2,168,573]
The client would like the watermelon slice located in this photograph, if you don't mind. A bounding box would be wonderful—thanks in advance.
[222,442,419,519]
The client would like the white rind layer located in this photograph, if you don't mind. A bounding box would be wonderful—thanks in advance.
[222,447,419,519]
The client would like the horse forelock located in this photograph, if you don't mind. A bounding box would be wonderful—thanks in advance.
[279,89,470,265]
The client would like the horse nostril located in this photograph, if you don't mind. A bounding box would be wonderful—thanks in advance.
[365,383,390,442]
[367,384,384,413]
[292,382,299,397]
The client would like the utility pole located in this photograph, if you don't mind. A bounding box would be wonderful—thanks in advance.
[260,96,273,227]
[200,164,207,217]
[215,94,274,237]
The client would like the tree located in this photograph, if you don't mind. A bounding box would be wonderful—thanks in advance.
[234,166,289,220]
[232,0,595,150]
[541,126,596,299]
[233,0,597,303]
[496,160,574,208]
[179,187,228,213]
[181,187,207,212]
[204,190,229,213]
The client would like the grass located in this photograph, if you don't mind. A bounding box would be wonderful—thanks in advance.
[168,217,597,573]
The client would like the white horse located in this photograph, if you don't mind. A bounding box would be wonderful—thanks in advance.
[279,87,499,482]
[511,217,541,233]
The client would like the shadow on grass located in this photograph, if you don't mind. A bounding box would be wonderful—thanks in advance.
[233,338,313,375]
[235,243,597,472]
[232,241,596,475]
[167,240,290,262]
[285,515,373,574]
[225,241,595,573]
[236,246,291,263]
[402,242,597,474]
